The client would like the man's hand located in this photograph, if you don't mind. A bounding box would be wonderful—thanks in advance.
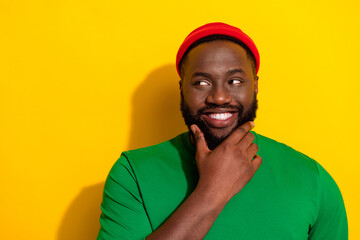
[191,121,262,205]
[146,122,262,240]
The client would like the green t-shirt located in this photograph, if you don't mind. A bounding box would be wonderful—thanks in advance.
[97,131,348,239]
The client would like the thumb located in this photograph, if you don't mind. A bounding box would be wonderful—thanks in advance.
[252,155,263,172]
[191,124,209,156]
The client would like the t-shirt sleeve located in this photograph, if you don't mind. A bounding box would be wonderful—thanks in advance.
[308,162,348,239]
[97,153,153,240]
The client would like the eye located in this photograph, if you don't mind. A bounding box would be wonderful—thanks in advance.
[194,80,210,86]
[229,79,244,85]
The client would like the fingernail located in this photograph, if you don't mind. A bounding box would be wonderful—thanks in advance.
[191,126,196,134]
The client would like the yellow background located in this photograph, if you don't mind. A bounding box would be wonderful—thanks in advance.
[1,0,359,239]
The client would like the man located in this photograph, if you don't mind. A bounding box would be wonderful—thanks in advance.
[97,22,348,239]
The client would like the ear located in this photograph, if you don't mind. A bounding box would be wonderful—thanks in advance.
[254,76,259,95]
[179,79,183,90]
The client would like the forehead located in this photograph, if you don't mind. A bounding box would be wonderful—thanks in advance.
[183,40,253,78]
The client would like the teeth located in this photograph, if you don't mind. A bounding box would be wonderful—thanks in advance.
[208,112,233,120]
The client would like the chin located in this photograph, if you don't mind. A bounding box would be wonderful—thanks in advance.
[208,126,234,139]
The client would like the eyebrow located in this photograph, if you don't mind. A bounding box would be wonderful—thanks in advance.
[227,68,246,75]
[191,72,212,79]
[191,68,246,79]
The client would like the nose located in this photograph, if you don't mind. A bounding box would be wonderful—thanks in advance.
[206,86,232,105]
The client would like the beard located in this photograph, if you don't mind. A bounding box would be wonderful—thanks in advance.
[180,92,258,150]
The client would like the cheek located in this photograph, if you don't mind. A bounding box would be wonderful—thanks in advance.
[182,88,207,113]
[234,91,251,101]
[231,88,255,105]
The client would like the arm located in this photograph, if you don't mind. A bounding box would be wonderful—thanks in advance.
[308,162,348,239]
[97,155,152,240]
[146,121,262,240]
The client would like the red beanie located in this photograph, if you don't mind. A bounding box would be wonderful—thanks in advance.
[176,22,260,77]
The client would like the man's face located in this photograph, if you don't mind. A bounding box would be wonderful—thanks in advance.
[180,40,259,150]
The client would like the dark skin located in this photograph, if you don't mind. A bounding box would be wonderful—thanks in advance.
[146,40,262,240]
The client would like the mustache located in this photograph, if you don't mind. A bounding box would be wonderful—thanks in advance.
[196,104,244,115]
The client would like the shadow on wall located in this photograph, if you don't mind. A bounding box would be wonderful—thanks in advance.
[127,63,187,150]
[57,182,105,240]
[57,64,186,239]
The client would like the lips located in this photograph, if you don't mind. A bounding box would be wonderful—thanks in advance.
[201,110,238,128]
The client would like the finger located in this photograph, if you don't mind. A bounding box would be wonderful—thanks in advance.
[252,155,262,172]
[190,124,210,156]
[239,132,255,147]
[247,143,259,159]
[225,121,255,144]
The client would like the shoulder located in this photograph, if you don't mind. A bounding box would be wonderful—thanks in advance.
[253,132,345,195]
[104,134,188,195]
[123,132,189,162]
[253,131,319,174]
[111,132,193,177]
[253,131,311,158]
[125,135,180,158]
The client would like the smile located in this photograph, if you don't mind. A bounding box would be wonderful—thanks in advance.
[208,112,233,120]
[202,111,238,128]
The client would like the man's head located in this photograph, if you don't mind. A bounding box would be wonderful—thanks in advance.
[178,35,257,80]
[177,23,260,150]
